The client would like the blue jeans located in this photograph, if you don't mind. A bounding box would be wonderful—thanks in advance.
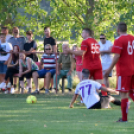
[53,70,72,89]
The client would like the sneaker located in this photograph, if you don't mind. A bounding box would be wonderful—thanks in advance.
[0,82,6,89]
[39,87,45,91]
[67,88,72,92]
[32,90,39,94]
[45,89,49,94]
[7,82,11,88]
[116,118,127,122]
[27,88,31,94]
[10,87,15,94]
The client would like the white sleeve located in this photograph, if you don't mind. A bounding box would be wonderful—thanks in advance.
[75,84,80,94]
[7,43,13,52]
[94,81,101,90]
[108,41,113,47]
[98,42,103,51]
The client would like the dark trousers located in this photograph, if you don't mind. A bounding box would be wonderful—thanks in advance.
[5,68,19,85]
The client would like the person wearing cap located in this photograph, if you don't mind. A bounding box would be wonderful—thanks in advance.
[69,69,120,109]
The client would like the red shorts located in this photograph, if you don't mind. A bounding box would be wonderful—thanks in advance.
[116,75,134,92]
[89,69,103,80]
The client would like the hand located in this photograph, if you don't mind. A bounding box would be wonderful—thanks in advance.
[4,61,8,65]
[57,71,60,75]
[104,69,111,77]
[67,70,72,76]
[69,104,74,108]
[114,91,119,95]
[19,72,23,77]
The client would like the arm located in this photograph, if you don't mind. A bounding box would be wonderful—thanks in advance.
[104,53,120,77]
[69,94,79,108]
[100,46,112,55]
[7,56,18,68]
[21,58,32,75]
[69,49,85,56]
[100,86,119,95]
[68,55,75,75]
[39,59,44,70]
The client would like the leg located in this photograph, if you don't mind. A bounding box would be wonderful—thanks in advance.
[32,71,39,90]
[45,72,51,93]
[66,70,72,90]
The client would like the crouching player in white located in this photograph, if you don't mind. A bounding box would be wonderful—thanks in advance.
[69,69,119,109]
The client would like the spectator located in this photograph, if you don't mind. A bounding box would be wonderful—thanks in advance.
[53,43,75,92]
[8,26,26,89]
[24,31,38,62]
[0,45,19,93]
[19,51,39,94]
[44,27,57,53]
[0,26,12,43]
[99,34,113,87]
[32,44,58,94]
[8,26,26,50]
[0,33,13,85]
[72,45,83,82]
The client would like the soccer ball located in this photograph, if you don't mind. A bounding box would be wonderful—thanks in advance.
[26,95,37,104]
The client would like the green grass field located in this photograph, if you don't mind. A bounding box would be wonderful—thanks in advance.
[0,93,134,134]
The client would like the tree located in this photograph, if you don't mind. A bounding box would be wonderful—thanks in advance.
[1,0,134,48]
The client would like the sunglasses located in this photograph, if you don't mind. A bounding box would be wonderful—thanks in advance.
[100,38,105,39]
[45,48,51,50]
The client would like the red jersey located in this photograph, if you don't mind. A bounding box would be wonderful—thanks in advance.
[112,34,134,76]
[81,38,102,70]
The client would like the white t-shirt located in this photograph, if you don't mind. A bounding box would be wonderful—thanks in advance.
[75,79,101,109]
[0,42,13,61]
[99,40,113,70]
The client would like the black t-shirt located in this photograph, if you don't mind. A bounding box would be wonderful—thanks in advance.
[43,37,56,47]
[24,40,37,61]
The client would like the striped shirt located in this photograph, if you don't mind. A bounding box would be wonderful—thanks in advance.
[41,53,58,69]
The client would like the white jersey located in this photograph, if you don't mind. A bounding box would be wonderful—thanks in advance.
[75,79,101,109]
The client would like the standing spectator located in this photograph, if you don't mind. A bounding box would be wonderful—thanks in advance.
[8,27,26,50]
[0,45,19,93]
[44,27,57,53]
[72,45,83,81]
[99,34,113,87]
[24,31,38,62]
[32,44,58,94]
[53,44,75,92]
[8,26,26,89]
[105,22,134,122]
[0,26,12,43]
[19,51,39,94]
[0,33,13,84]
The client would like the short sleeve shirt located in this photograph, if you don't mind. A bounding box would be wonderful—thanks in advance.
[75,79,101,109]
[81,38,102,70]
[112,34,134,76]
[44,37,56,47]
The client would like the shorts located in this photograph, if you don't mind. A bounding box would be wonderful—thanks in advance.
[89,69,103,80]
[89,101,101,109]
[116,75,134,92]
[0,61,7,74]
[19,70,36,81]
[38,68,56,78]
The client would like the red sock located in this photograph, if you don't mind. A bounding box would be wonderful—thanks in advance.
[129,90,134,101]
[101,84,108,96]
[121,98,128,121]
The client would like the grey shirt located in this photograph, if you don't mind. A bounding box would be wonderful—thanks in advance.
[8,36,26,50]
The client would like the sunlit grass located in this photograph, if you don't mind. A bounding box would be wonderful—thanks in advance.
[0,94,134,134]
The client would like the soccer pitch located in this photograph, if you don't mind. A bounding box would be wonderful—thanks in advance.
[0,93,134,134]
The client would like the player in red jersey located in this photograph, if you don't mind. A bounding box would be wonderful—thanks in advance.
[105,22,134,122]
[67,28,103,83]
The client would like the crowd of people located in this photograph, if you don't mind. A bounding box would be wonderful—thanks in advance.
[0,22,134,122]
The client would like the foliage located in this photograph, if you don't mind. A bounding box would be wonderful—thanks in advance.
[1,0,134,48]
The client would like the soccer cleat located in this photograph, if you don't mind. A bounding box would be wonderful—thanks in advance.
[67,88,72,92]
[0,82,6,89]
[116,118,127,122]
[32,90,39,94]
